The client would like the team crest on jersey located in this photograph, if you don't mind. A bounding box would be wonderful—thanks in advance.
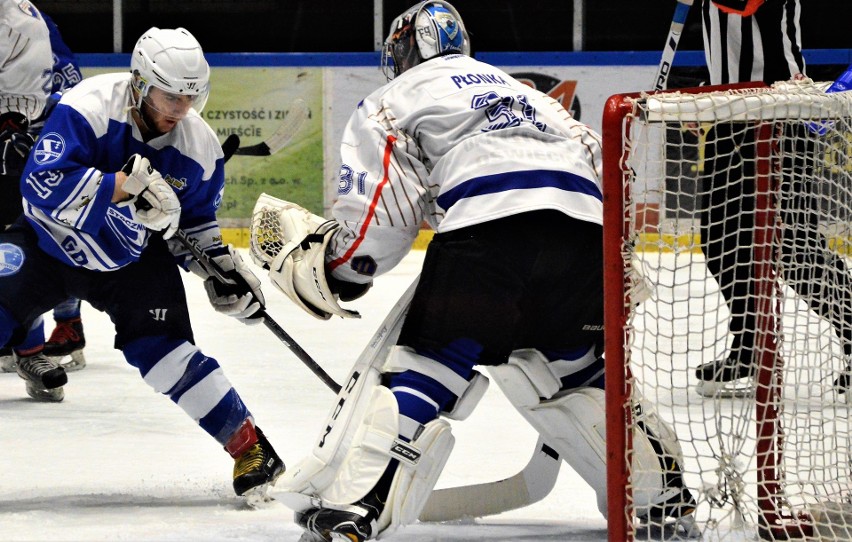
[33,132,66,165]
[0,244,25,277]
[164,174,187,191]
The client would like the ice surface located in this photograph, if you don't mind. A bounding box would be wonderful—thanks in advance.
[0,250,605,541]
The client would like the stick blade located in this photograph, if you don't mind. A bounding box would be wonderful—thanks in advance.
[419,436,561,522]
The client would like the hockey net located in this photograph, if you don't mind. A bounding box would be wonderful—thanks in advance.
[603,81,852,541]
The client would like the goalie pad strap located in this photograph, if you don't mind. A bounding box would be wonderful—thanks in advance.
[507,349,561,402]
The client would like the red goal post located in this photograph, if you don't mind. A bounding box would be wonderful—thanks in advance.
[602,81,852,541]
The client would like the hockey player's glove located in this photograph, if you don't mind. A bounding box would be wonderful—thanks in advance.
[0,112,35,177]
[190,245,266,325]
[119,154,181,239]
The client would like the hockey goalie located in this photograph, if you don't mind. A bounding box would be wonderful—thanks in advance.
[248,2,697,540]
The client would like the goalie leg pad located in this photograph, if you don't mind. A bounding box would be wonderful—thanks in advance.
[376,418,454,537]
[277,370,399,506]
[490,349,690,519]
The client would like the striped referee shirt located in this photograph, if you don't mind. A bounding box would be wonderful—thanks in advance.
[702,0,805,85]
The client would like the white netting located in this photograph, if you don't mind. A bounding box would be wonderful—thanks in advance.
[606,80,852,541]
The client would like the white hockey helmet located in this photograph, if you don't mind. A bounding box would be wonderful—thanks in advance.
[130,27,210,114]
[381,1,470,79]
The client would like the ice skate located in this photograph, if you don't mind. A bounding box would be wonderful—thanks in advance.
[636,454,701,539]
[0,346,15,372]
[15,350,67,402]
[228,423,285,505]
[296,493,383,542]
[694,353,754,398]
[44,317,86,371]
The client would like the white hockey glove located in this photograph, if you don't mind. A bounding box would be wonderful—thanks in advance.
[250,194,363,320]
[119,154,181,239]
[189,245,266,324]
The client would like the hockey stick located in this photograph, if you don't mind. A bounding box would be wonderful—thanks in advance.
[654,0,695,91]
[232,98,309,156]
[171,226,342,393]
[420,436,561,522]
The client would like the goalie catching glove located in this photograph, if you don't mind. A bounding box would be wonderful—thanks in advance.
[189,245,266,324]
[119,154,181,238]
[250,194,368,320]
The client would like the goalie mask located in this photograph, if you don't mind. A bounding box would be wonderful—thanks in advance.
[130,27,211,118]
[381,1,470,80]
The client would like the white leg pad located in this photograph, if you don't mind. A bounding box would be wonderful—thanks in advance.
[377,419,454,538]
[490,350,685,519]
[490,357,609,516]
[276,367,397,506]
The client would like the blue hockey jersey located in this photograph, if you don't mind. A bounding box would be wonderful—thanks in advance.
[21,72,225,271]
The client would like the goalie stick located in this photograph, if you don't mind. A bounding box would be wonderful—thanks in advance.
[654,0,695,91]
[420,436,561,522]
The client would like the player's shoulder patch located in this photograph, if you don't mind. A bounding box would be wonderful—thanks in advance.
[0,244,25,277]
[32,132,66,165]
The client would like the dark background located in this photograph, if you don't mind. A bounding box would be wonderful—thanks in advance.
[35,1,851,55]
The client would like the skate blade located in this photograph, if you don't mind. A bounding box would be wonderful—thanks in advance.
[637,514,702,540]
[25,383,64,402]
[52,350,86,372]
[695,379,754,398]
[242,483,277,509]
[0,355,16,373]
[299,531,331,542]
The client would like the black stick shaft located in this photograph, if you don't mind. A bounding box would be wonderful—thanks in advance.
[174,229,342,393]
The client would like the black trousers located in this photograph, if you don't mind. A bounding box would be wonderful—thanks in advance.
[0,220,194,350]
[700,123,852,359]
[0,173,23,227]
[398,210,604,367]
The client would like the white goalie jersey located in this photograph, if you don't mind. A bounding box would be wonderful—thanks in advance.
[328,53,603,285]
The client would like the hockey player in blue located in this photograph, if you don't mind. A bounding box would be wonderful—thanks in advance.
[0,26,284,501]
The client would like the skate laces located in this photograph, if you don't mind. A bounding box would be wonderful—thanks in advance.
[19,354,57,376]
[49,319,82,344]
[234,443,265,477]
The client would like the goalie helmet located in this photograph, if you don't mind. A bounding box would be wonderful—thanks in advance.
[381,1,470,80]
[130,27,210,114]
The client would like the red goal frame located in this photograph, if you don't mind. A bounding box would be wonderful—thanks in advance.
[600,82,814,541]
